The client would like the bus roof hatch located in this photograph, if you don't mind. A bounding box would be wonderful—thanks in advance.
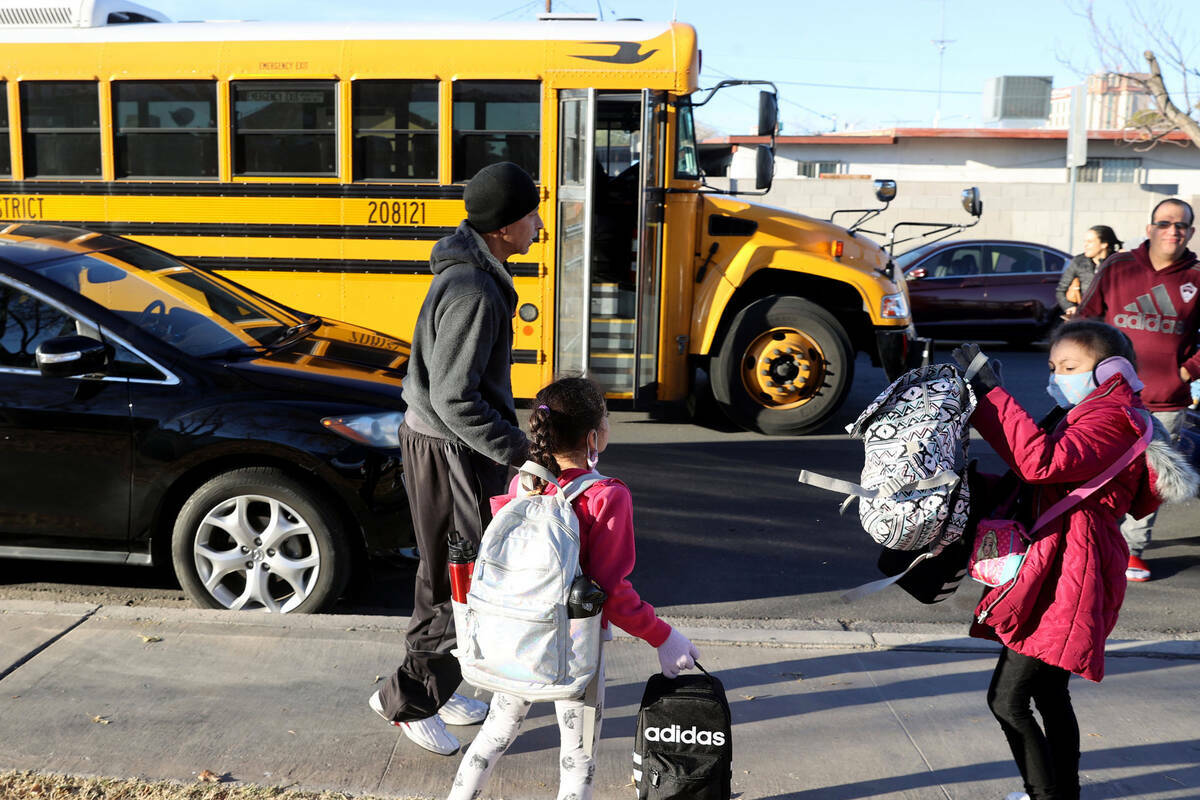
[0,0,168,27]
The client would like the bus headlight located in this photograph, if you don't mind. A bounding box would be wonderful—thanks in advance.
[322,410,405,448]
[880,292,910,319]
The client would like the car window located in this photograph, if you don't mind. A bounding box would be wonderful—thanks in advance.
[1043,251,1066,272]
[29,246,303,357]
[0,284,77,369]
[895,241,945,270]
[987,245,1044,275]
[919,246,985,278]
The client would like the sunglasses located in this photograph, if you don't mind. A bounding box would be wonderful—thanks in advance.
[1150,220,1192,232]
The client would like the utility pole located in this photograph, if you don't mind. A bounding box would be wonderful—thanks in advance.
[545,0,551,12]
[931,0,954,127]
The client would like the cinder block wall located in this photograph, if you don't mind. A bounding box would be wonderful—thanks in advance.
[728,179,1195,256]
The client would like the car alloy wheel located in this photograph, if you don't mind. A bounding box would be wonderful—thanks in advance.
[172,467,348,613]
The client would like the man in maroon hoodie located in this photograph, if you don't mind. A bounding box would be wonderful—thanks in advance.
[1078,197,1200,582]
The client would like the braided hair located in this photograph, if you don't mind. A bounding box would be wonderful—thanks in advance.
[526,376,607,492]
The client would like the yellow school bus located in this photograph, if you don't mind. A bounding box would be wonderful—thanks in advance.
[0,5,949,434]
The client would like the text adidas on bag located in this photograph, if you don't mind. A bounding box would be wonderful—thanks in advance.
[643,724,727,746]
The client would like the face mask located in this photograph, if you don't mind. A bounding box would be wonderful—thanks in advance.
[586,430,600,471]
[1047,372,1096,408]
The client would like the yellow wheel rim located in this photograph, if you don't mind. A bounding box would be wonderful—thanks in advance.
[739,327,826,410]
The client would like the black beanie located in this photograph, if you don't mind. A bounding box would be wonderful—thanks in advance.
[464,162,540,233]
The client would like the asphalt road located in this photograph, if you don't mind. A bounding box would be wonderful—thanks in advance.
[2,344,1197,637]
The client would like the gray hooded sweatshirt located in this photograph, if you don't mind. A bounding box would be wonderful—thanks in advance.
[402,220,528,465]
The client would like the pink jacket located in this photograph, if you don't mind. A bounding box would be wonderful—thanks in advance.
[491,468,672,647]
[967,375,1154,682]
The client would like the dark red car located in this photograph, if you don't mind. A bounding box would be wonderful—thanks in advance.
[896,239,1070,343]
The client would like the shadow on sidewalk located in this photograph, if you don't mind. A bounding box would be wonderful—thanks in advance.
[754,740,1200,799]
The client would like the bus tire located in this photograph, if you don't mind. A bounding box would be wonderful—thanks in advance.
[711,296,854,435]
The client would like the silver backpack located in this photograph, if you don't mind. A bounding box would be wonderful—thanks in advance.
[455,461,605,700]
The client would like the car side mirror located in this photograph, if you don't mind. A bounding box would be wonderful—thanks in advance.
[961,187,982,217]
[757,91,778,137]
[36,335,113,378]
[874,179,897,203]
[905,267,927,281]
[755,145,774,191]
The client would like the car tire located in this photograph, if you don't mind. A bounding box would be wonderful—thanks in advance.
[711,295,854,435]
[171,467,349,613]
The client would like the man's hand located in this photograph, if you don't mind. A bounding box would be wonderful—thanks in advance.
[1182,365,1193,383]
[1063,306,1077,319]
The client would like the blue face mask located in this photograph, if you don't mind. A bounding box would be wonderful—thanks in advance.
[1047,372,1097,408]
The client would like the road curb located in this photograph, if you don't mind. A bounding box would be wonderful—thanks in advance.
[4,599,1199,659]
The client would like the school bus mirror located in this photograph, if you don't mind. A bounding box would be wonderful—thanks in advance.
[757,91,778,137]
[874,179,897,203]
[962,187,982,217]
[755,145,774,191]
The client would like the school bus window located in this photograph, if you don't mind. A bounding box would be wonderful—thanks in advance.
[0,84,9,176]
[232,81,336,176]
[452,81,539,182]
[113,81,218,179]
[675,103,699,179]
[353,80,438,181]
[20,81,102,178]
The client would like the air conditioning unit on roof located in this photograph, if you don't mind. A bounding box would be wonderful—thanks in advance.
[0,0,168,27]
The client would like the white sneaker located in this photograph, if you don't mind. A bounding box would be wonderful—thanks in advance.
[368,690,400,727]
[438,692,489,725]
[400,714,461,755]
[1005,792,1030,800]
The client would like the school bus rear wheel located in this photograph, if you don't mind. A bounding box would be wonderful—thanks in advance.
[711,296,854,435]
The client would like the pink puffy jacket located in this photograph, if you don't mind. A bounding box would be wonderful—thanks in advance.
[967,374,1155,682]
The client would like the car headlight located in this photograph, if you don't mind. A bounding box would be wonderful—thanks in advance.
[880,292,910,320]
[321,410,405,448]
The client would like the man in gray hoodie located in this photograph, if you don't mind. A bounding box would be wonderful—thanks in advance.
[370,162,539,755]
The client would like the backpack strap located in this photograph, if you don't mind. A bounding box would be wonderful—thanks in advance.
[1025,408,1154,537]
[518,460,560,488]
[561,470,608,502]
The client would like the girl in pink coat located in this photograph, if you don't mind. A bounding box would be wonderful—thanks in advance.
[446,376,700,800]
[953,320,1197,800]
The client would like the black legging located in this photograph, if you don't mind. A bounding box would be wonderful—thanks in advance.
[987,647,1080,800]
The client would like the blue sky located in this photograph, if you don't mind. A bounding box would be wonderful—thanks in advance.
[143,0,1196,135]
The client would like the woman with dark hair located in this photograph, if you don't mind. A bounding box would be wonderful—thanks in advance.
[952,321,1197,800]
[1057,226,1122,317]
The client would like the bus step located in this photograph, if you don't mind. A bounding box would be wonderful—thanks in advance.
[590,317,634,351]
[591,283,635,317]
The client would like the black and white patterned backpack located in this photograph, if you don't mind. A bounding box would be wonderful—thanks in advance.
[799,362,980,598]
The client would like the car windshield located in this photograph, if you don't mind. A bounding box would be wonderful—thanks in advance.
[29,244,304,357]
[894,241,946,270]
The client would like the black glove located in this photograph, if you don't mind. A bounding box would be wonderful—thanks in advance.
[951,342,1002,393]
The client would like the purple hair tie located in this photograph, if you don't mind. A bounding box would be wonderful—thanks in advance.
[537,404,550,411]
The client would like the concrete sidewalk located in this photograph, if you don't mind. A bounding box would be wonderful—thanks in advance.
[1,600,1198,800]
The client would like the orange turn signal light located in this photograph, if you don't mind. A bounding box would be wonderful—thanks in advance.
[831,240,844,258]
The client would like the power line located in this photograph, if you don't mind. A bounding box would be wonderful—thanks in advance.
[773,79,979,96]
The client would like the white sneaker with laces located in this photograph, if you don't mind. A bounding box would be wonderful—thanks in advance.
[368,690,399,726]
[401,714,461,755]
[438,692,489,725]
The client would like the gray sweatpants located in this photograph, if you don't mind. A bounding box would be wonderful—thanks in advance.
[1121,408,1185,557]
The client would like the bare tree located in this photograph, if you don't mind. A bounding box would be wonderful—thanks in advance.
[1072,0,1200,151]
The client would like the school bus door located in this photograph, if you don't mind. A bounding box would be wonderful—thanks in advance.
[554,89,662,403]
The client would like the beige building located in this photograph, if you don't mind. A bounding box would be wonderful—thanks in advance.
[1048,73,1153,131]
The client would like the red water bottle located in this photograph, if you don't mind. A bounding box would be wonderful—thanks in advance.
[447,530,476,603]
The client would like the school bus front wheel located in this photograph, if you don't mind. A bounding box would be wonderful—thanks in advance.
[710,296,854,436]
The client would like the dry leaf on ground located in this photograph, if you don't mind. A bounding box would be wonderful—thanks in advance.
[91,715,110,725]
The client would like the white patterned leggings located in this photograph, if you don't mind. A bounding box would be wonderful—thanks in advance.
[446,655,606,800]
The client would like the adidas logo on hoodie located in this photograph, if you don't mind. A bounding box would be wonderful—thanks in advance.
[1113,285,1187,335]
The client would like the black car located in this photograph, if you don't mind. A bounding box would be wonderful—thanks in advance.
[897,239,1070,343]
[0,224,412,612]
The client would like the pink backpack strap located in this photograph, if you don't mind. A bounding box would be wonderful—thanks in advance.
[1027,409,1154,536]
